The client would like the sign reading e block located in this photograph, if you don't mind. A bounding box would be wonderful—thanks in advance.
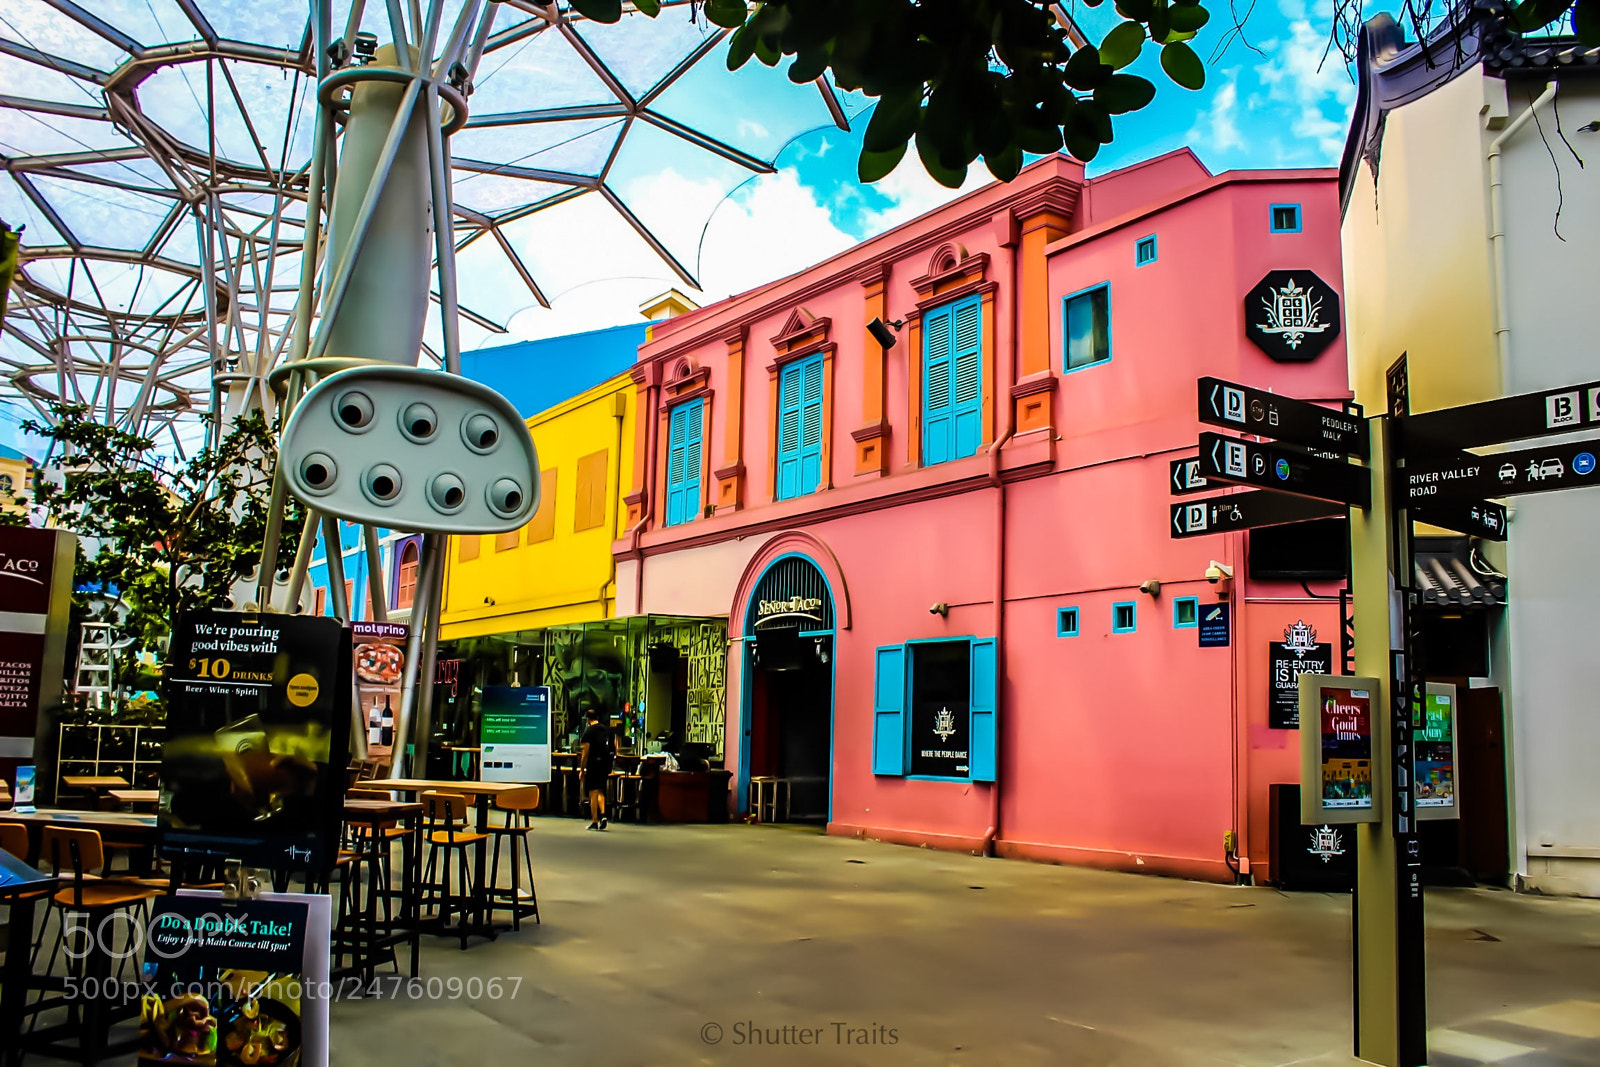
[480,685,551,783]
[1299,674,1380,825]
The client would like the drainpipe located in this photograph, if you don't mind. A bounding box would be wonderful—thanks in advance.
[625,376,661,616]
[598,392,626,611]
[1487,80,1557,388]
[982,221,1020,859]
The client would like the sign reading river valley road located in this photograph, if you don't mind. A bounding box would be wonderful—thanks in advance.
[1403,437,1600,503]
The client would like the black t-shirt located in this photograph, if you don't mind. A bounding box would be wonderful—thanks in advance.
[580,722,613,766]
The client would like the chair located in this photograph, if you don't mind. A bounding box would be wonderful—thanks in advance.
[34,827,161,1063]
[0,821,28,859]
[487,787,541,930]
[748,777,791,824]
[608,771,642,824]
[419,791,489,949]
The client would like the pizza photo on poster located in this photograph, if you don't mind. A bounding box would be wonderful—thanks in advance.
[1319,685,1373,809]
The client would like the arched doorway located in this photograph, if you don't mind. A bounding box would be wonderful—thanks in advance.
[742,554,835,823]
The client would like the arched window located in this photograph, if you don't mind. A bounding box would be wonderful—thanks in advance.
[396,541,419,609]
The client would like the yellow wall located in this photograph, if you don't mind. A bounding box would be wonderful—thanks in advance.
[1341,68,1502,415]
[439,373,635,639]
[0,454,30,516]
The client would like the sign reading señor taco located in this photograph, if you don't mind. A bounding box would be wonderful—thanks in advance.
[1245,270,1342,363]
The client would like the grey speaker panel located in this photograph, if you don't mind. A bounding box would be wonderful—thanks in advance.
[280,365,539,534]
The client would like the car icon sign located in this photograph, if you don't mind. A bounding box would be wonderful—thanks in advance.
[1498,463,1517,483]
[1539,458,1564,479]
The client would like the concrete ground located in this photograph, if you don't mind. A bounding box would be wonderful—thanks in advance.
[322,821,1600,1067]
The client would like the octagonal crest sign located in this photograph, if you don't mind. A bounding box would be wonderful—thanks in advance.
[1245,270,1342,363]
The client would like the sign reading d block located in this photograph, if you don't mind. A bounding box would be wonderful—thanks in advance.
[480,686,551,783]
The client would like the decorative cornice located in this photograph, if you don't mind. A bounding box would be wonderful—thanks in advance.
[713,462,745,481]
[854,261,891,288]
[850,421,890,443]
[769,308,831,356]
[1010,373,1058,400]
[767,341,836,375]
[910,250,992,303]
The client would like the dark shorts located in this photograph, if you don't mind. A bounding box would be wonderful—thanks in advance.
[583,762,613,793]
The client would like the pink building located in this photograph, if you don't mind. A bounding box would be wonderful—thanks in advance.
[616,150,1351,884]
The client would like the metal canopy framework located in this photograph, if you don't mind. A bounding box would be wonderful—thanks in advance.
[0,0,849,446]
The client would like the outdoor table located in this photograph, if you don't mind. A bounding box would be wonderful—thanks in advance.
[59,775,130,792]
[367,779,531,941]
[0,848,55,1067]
[341,799,425,981]
[107,788,159,810]
[4,809,161,877]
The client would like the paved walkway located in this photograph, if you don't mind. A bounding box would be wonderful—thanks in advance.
[326,821,1600,1066]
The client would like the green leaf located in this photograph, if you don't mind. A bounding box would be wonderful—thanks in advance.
[1160,40,1205,89]
[788,46,830,83]
[704,0,749,30]
[863,88,922,153]
[858,142,907,183]
[1115,0,1154,20]
[1098,21,1147,69]
[1167,4,1210,33]
[984,143,1024,182]
[631,0,661,15]
[726,24,758,69]
[1064,44,1113,90]
[567,0,622,23]
[1094,73,1157,114]
[915,132,968,189]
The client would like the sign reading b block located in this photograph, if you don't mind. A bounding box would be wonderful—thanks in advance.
[480,686,551,783]
[1299,674,1382,825]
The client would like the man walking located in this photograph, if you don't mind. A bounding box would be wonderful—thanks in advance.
[580,705,614,830]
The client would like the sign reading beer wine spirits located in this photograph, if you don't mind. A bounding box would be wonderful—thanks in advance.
[1269,621,1333,729]
[1298,674,1380,825]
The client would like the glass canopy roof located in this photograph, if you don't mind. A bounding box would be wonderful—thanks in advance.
[0,0,848,448]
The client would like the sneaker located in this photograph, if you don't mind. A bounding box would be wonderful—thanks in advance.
[587,822,599,830]
[600,816,608,829]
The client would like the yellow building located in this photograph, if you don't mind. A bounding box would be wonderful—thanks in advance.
[440,372,634,638]
[0,443,33,515]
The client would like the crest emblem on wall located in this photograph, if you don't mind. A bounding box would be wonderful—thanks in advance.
[1245,270,1341,363]
[932,706,957,742]
[1284,620,1319,658]
[1307,825,1346,864]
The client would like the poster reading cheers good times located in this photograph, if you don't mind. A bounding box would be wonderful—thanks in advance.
[1319,686,1373,810]
[161,611,350,871]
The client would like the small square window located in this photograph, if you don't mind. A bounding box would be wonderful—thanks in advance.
[1063,284,1111,371]
[1135,235,1157,266]
[1271,204,1302,233]
[1112,602,1137,634]
[1173,597,1199,628]
[1057,607,1079,637]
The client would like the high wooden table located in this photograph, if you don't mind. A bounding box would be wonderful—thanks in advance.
[340,799,425,981]
[107,788,159,810]
[58,775,130,792]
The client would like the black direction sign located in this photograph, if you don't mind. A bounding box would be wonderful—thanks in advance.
[1198,377,1369,459]
[1405,379,1600,450]
[1199,432,1371,509]
[1411,499,1508,542]
[1170,457,1213,496]
[1403,436,1600,503]
[1171,490,1345,538]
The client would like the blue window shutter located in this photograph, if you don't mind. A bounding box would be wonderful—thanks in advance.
[776,363,802,500]
[922,306,953,465]
[968,637,997,782]
[872,644,907,776]
[800,355,824,493]
[950,296,982,459]
[665,399,703,525]
[665,405,687,525]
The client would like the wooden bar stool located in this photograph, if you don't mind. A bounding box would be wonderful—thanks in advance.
[487,786,541,930]
[420,791,489,949]
[748,777,790,823]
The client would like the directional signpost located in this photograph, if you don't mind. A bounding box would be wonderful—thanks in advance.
[1199,376,1370,458]
[1411,499,1508,542]
[1403,436,1600,504]
[1405,378,1600,449]
[1171,490,1344,538]
[1198,432,1371,508]
[1169,456,1214,495]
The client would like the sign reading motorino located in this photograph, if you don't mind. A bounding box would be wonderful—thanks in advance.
[1199,432,1371,508]
[1403,436,1600,503]
[1171,489,1344,538]
[1405,378,1600,448]
[1198,377,1368,458]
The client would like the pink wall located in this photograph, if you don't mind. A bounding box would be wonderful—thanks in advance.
[623,153,1350,884]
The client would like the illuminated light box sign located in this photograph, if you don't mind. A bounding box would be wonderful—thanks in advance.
[160,610,351,871]
[1299,674,1381,825]
[479,686,551,784]
[1415,682,1458,821]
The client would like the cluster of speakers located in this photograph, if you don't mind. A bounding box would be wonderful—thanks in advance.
[279,366,539,534]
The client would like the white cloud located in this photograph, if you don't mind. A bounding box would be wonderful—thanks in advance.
[1188,71,1244,154]
[737,119,771,140]
[1255,0,1358,159]
[852,154,992,238]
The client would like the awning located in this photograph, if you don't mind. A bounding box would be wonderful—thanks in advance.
[1414,539,1506,607]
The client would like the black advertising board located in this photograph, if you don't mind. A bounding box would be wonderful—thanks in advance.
[1270,621,1333,729]
[1244,270,1342,363]
[1198,432,1371,508]
[1197,377,1368,458]
[1198,602,1231,648]
[1405,378,1600,449]
[0,526,75,790]
[1410,498,1508,541]
[1402,436,1600,504]
[1170,457,1213,496]
[1171,489,1344,538]
[1270,784,1355,891]
[161,610,351,871]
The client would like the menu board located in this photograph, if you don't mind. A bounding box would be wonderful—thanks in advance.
[353,622,407,766]
[0,526,75,789]
[141,892,329,1066]
[1414,682,1458,818]
[160,611,350,871]
[1299,674,1381,825]
[480,686,551,783]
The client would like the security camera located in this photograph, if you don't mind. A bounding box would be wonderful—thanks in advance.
[1205,561,1234,583]
[929,602,949,617]
[868,317,904,350]
[1139,579,1161,596]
